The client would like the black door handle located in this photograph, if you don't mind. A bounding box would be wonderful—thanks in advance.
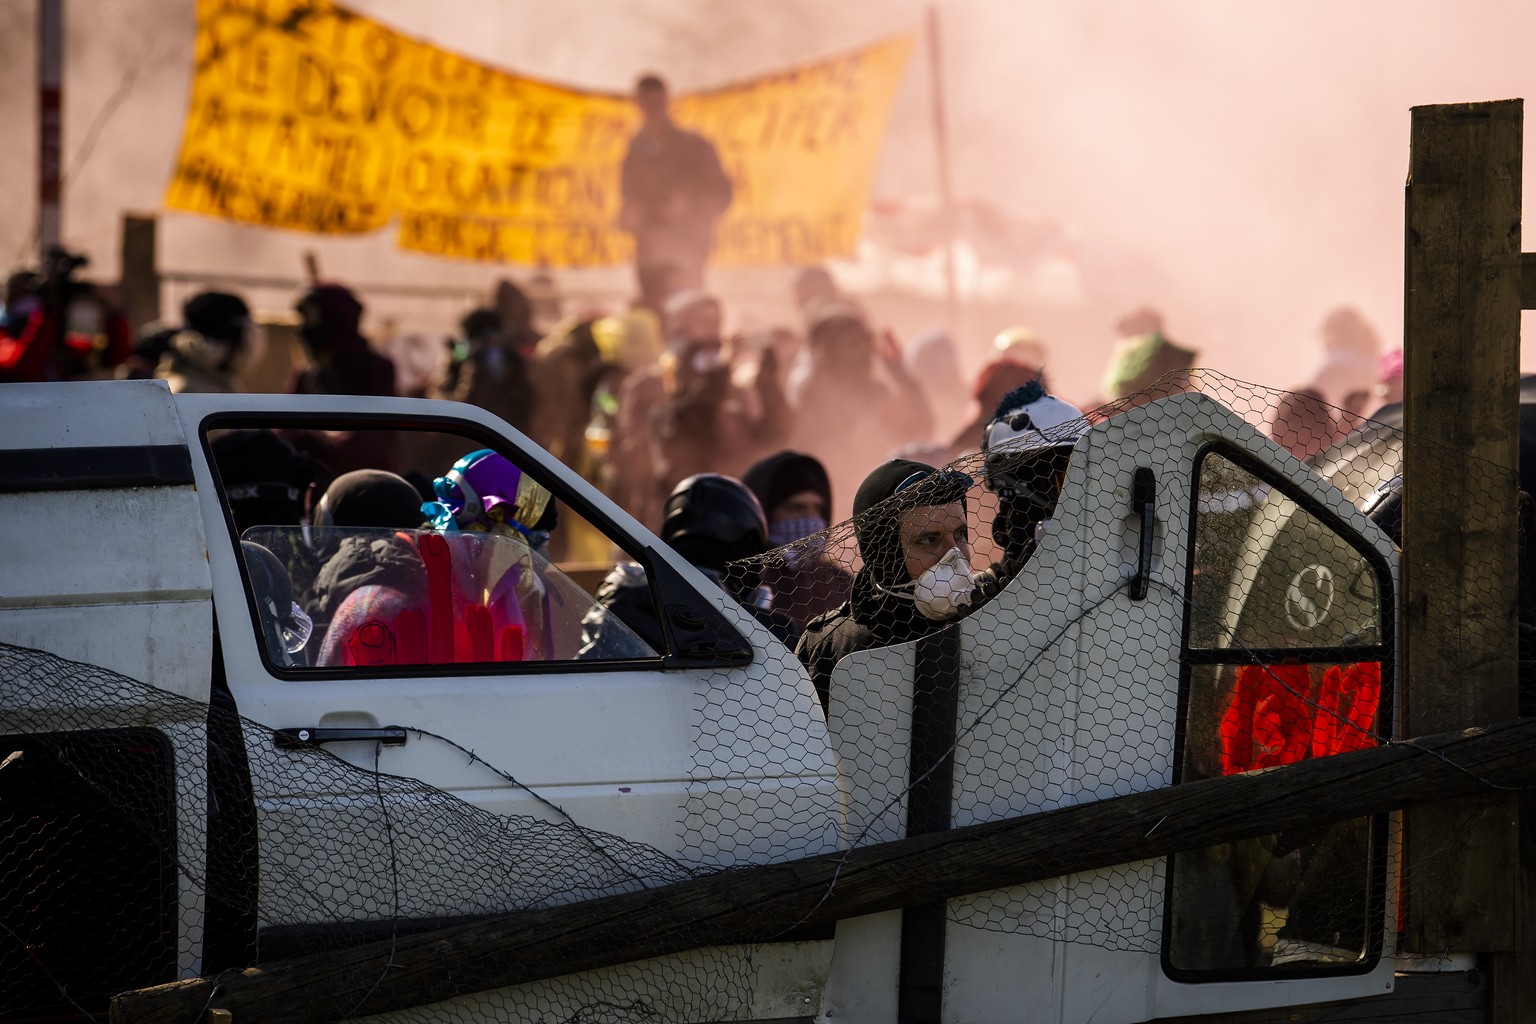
[1130,467,1156,601]
[273,726,408,749]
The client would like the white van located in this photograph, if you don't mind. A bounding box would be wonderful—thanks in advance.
[0,380,1414,1023]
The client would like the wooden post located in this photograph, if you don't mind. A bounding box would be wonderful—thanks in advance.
[1400,100,1523,960]
[36,0,62,256]
[118,213,160,333]
[113,716,1536,1024]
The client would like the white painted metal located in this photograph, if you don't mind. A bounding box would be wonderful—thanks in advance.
[0,382,1413,1019]
[821,394,1399,1024]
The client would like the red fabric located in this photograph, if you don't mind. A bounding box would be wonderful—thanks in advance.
[1220,661,1382,776]
[0,309,51,382]
[0,307,131,383]
[1310,662,1382,758]
[1219,663,1315,775]
[325,533,530,668]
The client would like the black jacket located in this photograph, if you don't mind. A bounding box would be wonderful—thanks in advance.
[796,569,940,711]
[582,562,802,657]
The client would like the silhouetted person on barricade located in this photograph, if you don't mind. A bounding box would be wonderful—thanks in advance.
[619,74,734,297]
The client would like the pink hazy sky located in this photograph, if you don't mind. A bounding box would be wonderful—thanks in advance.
[3,0,1535,397]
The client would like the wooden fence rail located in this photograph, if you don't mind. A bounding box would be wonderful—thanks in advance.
[115,715,1536,1024]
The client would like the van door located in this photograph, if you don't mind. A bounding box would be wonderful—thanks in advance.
[172,393,840,952]
[0,380,214,1014]
[824,393,1398,1024]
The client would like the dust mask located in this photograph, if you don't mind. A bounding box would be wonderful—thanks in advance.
[880,547,976,621]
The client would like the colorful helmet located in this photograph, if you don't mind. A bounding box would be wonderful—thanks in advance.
[423,449,551,536]
[981,381,1087,503]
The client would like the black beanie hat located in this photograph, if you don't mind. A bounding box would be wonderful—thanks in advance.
[741,450,833,519]
[318,470,426,530]
[851,459,970,586]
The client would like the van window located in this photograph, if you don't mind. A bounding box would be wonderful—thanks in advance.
[207,424,660,672]
[1166,450,1391,979]
[244,527,655,667]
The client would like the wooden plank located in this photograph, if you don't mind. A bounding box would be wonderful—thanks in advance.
[113,715,1536,1024]
[117,213,161,334]
[1401,99,1523,956]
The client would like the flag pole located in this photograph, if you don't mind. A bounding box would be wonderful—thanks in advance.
[926,5,959,341]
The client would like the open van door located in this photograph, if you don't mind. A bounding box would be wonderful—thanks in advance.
[172,392,843,1010]
[824,392,1398,1024]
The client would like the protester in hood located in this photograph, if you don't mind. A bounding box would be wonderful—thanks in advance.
[432,306,534,436]
[614,291,787,530]
[742,451,852,628]
[796,460,973,709]
[493,278,541,361]
[1306,307,1380,418]
[154,291,251,394]
[582,473,801,656]
[305,469,428,650]
[619,74,734,295]
[282,283,399,476]
[1101,307,1197,405]
[787,305,932,520]
[288,283,394,398]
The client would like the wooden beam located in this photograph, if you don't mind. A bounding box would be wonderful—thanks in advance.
[113,716,1536,1024]
[1520,251,1536,310]
[1401,99,1523,955]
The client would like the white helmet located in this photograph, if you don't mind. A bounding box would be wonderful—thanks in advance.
[982,381,1087,504]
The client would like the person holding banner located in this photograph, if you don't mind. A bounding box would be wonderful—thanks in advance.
[619,74,734,299]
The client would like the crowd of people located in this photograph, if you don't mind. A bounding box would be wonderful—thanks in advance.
[0,236,1408,711]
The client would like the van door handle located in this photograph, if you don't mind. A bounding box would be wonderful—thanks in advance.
[1130,467,1156,601]
[273,726,408,749]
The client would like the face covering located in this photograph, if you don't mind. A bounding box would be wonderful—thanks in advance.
[770,515,830,570]
[880,546,976,621]
[769,515,827,546]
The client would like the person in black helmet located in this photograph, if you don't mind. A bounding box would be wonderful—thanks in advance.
[796,459,974,710]
[581,473,801,654]
[241,541,314,667]
[970,381,1089,603]
[304,469,430,652]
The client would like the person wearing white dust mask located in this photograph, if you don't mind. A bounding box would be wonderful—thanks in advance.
[795,459,974,710]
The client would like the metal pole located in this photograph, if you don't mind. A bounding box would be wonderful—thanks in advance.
[37,0,63,257]
[925,5,959,341]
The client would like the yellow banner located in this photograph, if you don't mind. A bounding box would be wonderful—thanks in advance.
[165,0,914,267]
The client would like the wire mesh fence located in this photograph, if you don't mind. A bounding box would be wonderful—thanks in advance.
[2,371,1525,1022]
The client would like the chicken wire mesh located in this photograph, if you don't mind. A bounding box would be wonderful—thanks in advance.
[0,370,1526,1022]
